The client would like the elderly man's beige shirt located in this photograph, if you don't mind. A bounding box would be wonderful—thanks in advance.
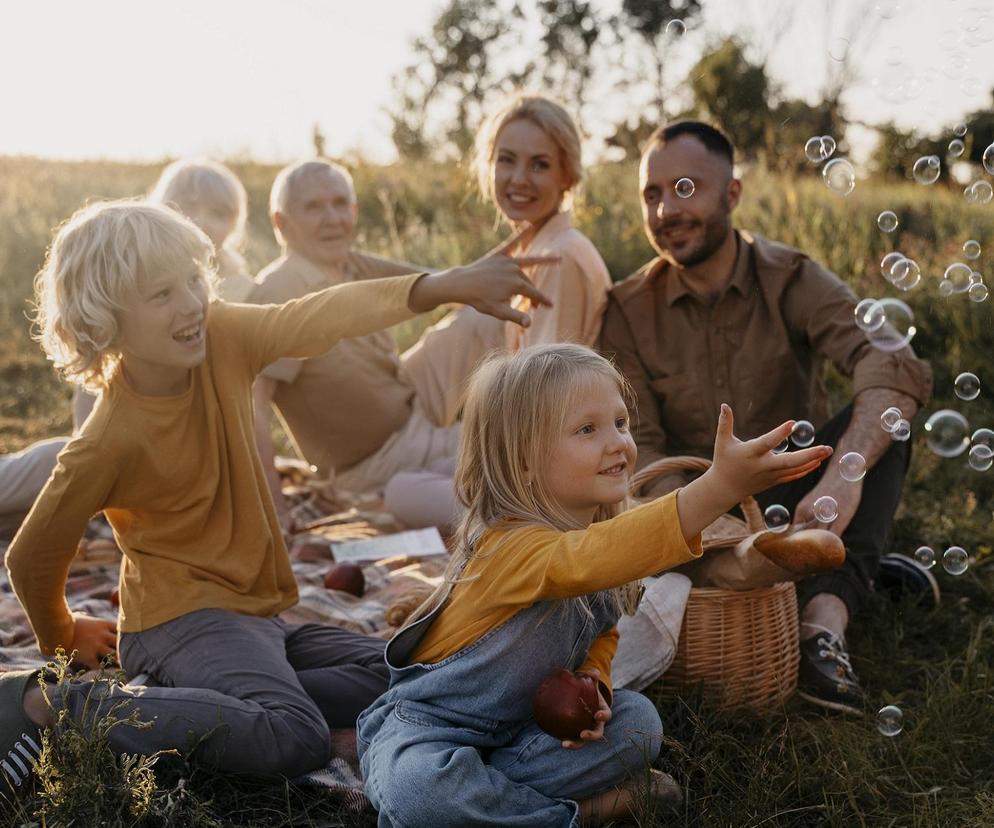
[600,231,933,485]
[250,251,422,476]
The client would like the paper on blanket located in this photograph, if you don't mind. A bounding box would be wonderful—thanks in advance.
[330,527,447,563]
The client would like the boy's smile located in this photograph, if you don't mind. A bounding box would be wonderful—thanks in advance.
[116,266,209,396]
[543,373,636,525]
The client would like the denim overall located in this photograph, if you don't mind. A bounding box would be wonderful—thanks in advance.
[357,589,664,827]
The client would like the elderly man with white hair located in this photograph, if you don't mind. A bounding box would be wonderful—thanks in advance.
[250,159,506,531]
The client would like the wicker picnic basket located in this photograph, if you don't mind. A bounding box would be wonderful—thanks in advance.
[630,456,799,711]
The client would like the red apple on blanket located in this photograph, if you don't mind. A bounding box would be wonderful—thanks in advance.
[532,669,599,740]
[323,562,366,597]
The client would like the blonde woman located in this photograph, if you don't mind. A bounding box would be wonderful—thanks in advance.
[474,93,611,349]
[150,158,255,302]
[359,344,831,825]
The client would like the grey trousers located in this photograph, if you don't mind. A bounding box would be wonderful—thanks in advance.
[55,608,389,778]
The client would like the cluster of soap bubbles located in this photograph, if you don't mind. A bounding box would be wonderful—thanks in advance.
[939,261,988,303]
[968,427,994,471]
[803,135,856,196]
[880,406,912,441]
[880,251,922,291]
[804,135,836,163]
[912,155,941,185]
[964,180,994,204]
[853,297,917,351]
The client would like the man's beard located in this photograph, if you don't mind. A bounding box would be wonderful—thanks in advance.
[656,205,732,268]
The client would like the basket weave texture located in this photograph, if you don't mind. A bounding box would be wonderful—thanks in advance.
[631,456,799,710]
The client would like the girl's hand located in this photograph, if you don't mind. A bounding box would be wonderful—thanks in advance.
[561,669,612,750]
[69,613,119,670]
[710,404,831,504]
[407,224,557,326]
[677,405,832,542]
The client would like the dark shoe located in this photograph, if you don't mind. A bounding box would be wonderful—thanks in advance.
[0,670,44,797]
[797,626,864,715]
[877,553,940,610]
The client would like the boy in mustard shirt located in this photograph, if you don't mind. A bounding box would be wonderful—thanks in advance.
[1,200,552,793]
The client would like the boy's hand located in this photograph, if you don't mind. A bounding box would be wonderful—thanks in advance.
[407,224,556,325]
[561,669,612,750]
[69,613,119,670]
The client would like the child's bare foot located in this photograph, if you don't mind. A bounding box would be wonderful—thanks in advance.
[578,769,682,826]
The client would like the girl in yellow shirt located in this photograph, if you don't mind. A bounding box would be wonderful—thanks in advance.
[357,343,830,826]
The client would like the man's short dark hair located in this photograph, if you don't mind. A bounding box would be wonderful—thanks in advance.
[644,121,735,167]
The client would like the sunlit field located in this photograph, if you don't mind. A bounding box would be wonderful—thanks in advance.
[2,154,994,825]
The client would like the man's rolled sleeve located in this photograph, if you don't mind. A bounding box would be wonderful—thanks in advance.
[852,348,933,406]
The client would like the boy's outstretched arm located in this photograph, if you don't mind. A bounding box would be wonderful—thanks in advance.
[407,224,556,327]
[676,404,833,541]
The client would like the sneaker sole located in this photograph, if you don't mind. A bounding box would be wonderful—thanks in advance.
[879,554,941,608]
[797,689,864,716]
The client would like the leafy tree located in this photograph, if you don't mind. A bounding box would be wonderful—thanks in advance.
[964,88,994,168]
[870,122,948,182]
[536,0,603,132]
[614,0,703,121]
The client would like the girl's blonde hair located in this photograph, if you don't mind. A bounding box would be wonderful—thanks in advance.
[409,343,642,625]
[474,93,583,210]
[149,158,248,277]
[32,200,215,391]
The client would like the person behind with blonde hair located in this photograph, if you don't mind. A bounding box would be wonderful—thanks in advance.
[357,343,832,826]
[386,93,611,530]
[1,198,554,792]
[149,157,254,302]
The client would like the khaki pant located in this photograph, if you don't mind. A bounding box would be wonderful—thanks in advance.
[0,437,67,538]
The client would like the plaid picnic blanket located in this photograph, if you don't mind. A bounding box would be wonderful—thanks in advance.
[0,490,446,812]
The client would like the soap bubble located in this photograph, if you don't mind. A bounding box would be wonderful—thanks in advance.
[665,18,686,37]
[969,283,989,302]
[804,135,836,163]
[944,262,974,293]
[955,372,981,401]
[940,279,955,297]
[955,123,968,137]
[971,427,994,448]
[855,298,886,331]
[880,252,907,282]
[675,177,695,198]
[877,705,903,737]
[829,37,850,61]
[892,418,912,441]
[914,546,936,569]
[970,271,983,287]
[942,546,968,575]
[772,437,789,455]
[822,158,855,195]
[880,406,903,432]
[912,155,941,185]
[790,420,816,447]
[969,444,994,471]
[924,409,970,458]
[839,451,866,482]
[813,495,839,523]
[963,240,982,260]
[877,211,899,232]
[865,298,916,352]
[891,257,921,291]
[984,142,994,175]
[764,504,791,533]
[966,181,994,204]
[948,138,965,158]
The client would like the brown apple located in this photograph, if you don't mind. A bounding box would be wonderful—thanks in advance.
[532,669,599,740]
[323,562,366,597]
[109,588,120,608]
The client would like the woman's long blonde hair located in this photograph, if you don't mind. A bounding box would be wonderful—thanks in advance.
[408,343,643,626]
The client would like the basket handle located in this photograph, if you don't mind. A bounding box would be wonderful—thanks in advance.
[629,456,765,534]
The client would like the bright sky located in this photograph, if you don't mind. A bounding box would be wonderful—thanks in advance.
[1,0,991,164]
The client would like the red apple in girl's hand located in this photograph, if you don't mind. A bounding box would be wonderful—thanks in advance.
[532,669,599,740]
[323,562,365,597]
[109,588,120,608]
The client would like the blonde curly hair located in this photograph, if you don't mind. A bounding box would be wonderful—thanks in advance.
[32,200,214,390]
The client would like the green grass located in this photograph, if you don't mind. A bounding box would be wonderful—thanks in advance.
[2,155,993,826]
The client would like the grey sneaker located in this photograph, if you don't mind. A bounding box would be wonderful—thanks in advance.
[1,670,44,796]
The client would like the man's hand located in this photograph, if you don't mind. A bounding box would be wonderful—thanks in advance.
[69,613,119,670]
[561,669,612,750]
[407,225,557,326]
[793,473,862,536]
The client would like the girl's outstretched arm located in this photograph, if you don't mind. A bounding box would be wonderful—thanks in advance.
[676,404,833,541]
